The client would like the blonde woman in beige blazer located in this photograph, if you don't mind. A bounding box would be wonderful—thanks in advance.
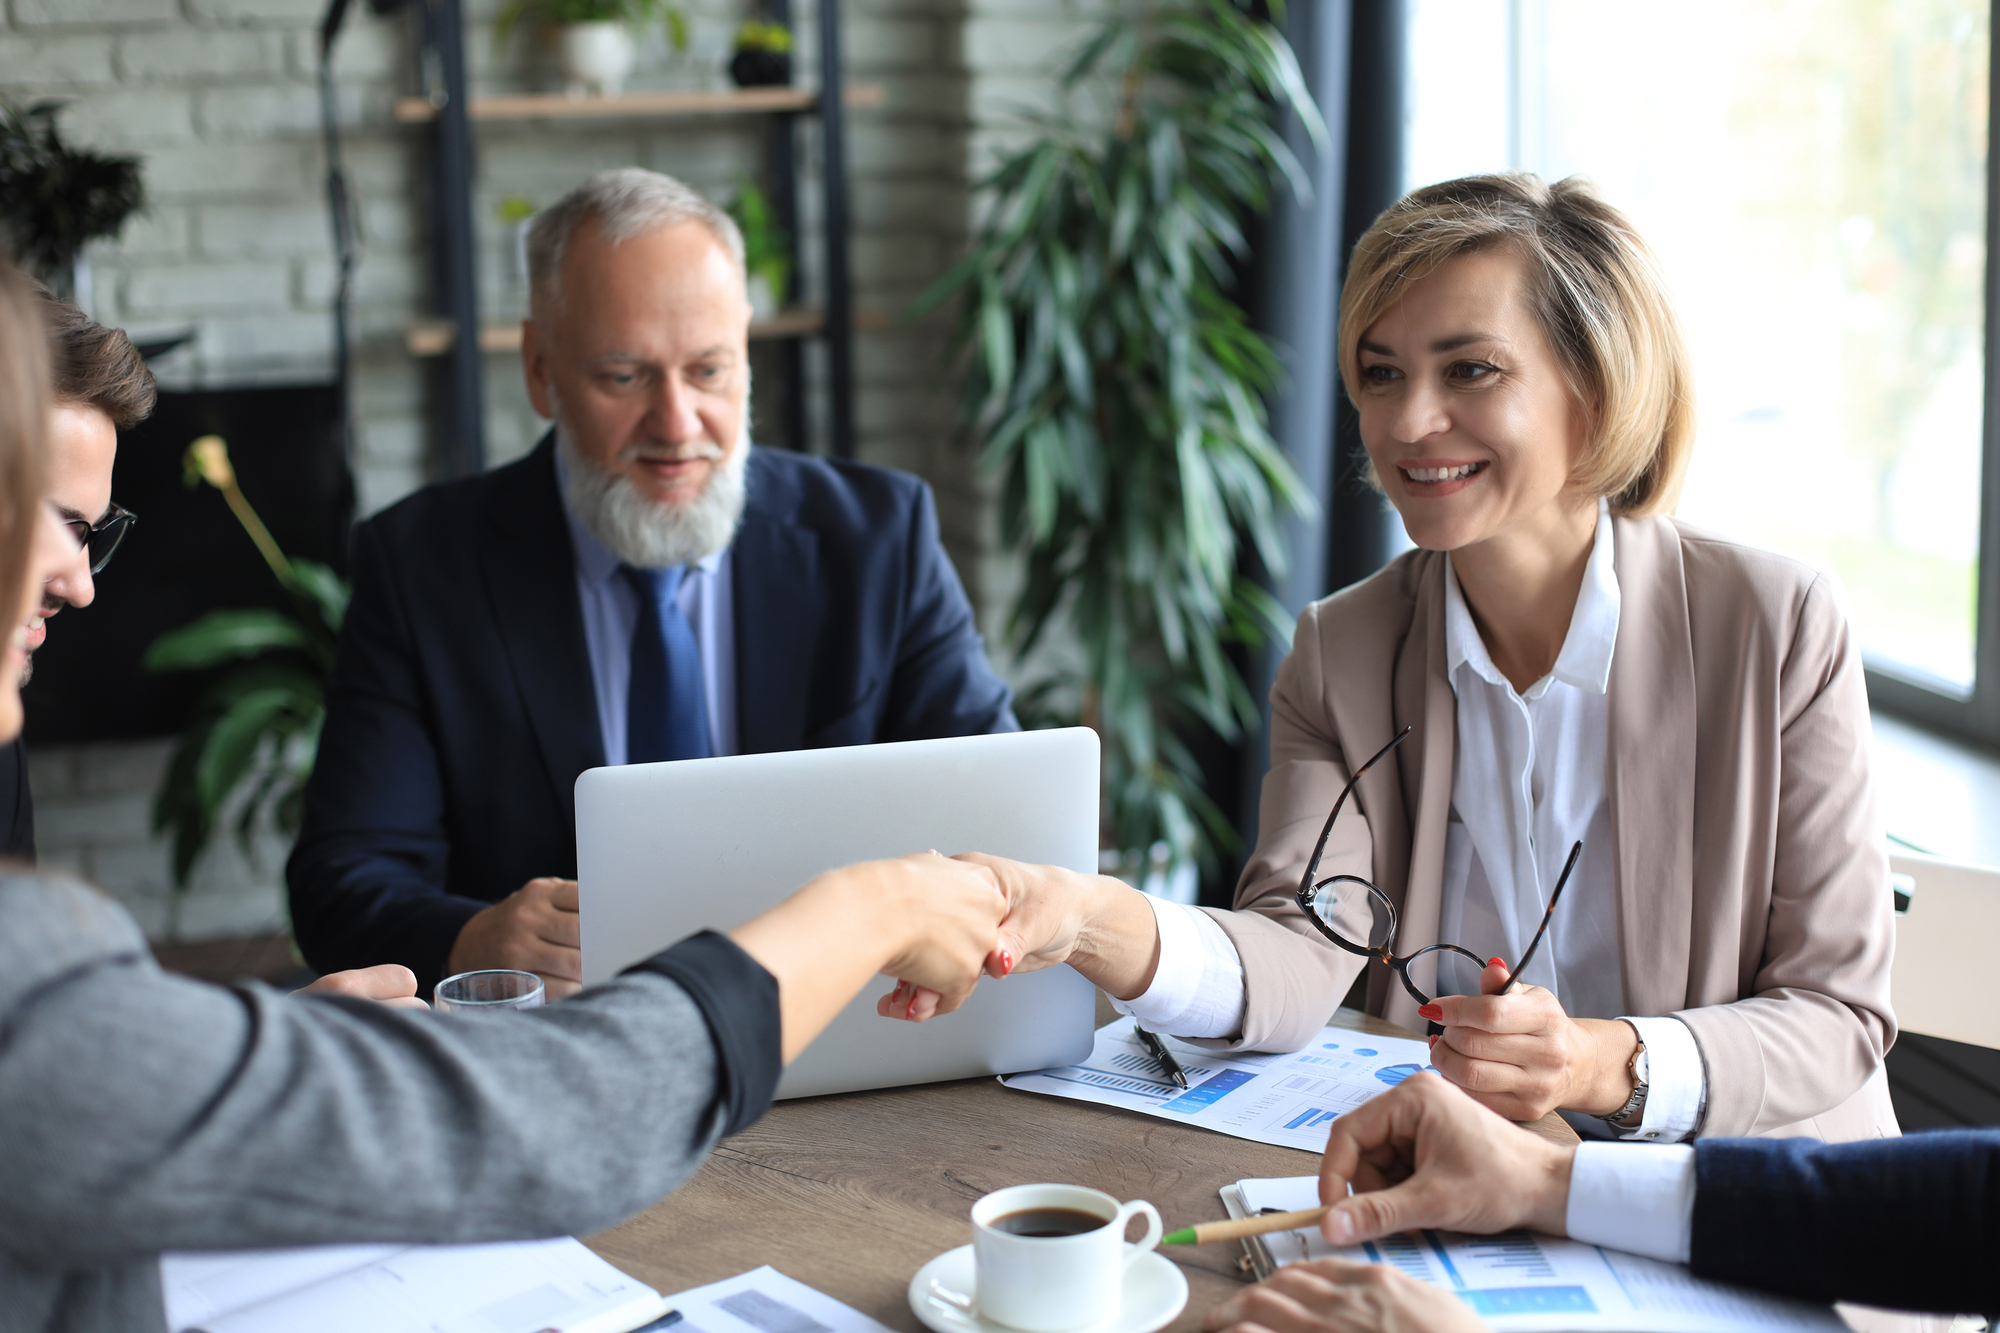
[962,174,1897,1143]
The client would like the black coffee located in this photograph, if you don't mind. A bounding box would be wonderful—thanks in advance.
[991,1207,1107,1238]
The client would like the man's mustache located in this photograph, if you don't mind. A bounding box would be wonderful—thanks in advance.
[613,441,727,466]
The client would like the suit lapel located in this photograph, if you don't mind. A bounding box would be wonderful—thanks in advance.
[1382,552,1457,1031]
[480,435,604,830]
[1606,516,1697,1012]
[732,451,823,754]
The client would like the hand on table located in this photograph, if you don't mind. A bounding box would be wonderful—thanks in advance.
[1203,1258,1488,1333]
[295,964,429,1011]
[1419,960,1638,1121]
[1315,1071,1573,1245]
[447,876,581,1000]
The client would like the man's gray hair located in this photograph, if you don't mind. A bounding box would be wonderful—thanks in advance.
[527,168,745,307]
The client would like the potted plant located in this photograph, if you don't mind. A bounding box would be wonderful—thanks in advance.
[729,19,791,87]
[0,100,143,306]
[912,1,1322,886]
[727,180,789,319]
[496,0,690,98]
[147,437,348,888]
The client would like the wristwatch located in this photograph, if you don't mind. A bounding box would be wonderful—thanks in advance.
[1599,1033,1649,1127]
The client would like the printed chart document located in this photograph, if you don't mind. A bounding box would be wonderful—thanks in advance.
[160,1236,670,1333]
[1232,1176,1845,1333]
[662,1265,897,1333]
[1001,1015,1435,1153]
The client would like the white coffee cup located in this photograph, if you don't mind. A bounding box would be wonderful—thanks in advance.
[966,1183,1162,1332]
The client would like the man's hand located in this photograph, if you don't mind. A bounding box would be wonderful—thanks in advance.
[1202,1258,1487,1333]
[1317,1073,1574,1245]
[1419,960,1638,1120]
[295,964,428,1011]
[447,877,582,999]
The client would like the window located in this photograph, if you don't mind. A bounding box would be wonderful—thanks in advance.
[1407,0,1996,733]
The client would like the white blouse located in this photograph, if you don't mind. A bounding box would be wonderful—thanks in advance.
[1113,503,1707,1141]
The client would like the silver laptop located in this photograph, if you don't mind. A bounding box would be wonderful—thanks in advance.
[575,728,1100,1098]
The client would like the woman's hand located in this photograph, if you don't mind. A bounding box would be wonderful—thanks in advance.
[1420,960,1638,1120]
[295,964,429,1012]
[957,853,1162,994]
[1202,1259,1487,1333]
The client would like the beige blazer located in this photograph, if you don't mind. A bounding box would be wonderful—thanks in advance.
[1203,514,1899,1140]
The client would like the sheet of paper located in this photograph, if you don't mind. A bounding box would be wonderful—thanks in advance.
[163,1236,666,1333]
[661,1265,897,1333]
[1236,1177,1845,1333]
[1000,1015,1436,1153]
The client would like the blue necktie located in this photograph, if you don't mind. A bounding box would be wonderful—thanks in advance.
[622,564,711,764]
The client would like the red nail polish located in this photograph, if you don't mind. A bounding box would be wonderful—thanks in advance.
[1428,1034,1438,1046]
[1489,957,1507,969]
[1417,1003,1443,1021]
[1000,951,1014,976]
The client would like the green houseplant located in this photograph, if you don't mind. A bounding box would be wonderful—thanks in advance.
[728,180,790,318]
[147,437,348,887]
[913,1,1321,884]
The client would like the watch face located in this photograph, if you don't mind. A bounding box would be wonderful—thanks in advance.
[1635,1049,1650,1084]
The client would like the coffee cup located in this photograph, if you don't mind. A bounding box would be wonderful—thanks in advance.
[963,1183,1161,1331]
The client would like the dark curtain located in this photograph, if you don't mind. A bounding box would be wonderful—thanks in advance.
[1204,1,1410,906]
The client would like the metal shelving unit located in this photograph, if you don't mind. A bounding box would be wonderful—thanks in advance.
[407,0,863,473]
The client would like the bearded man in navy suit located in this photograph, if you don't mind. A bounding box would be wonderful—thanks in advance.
[289,168,1016,995]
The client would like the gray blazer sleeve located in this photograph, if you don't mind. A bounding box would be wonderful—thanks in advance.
[0,871,778,1268]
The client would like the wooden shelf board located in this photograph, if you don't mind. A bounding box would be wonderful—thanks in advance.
[404,307,889,357]
[394,84,883,124]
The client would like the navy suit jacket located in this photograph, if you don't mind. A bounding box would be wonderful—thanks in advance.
[287,439,1017,987]
[1693,1130,2000,1315]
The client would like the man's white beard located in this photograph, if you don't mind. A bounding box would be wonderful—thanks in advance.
[557,416,750,569]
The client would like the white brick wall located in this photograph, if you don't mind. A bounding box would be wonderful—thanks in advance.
[7,0,1092,944]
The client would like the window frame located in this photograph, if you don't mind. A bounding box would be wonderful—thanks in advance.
[1864,7,2000,747]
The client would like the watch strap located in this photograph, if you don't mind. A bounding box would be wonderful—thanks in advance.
[1597,1029,1649,1126]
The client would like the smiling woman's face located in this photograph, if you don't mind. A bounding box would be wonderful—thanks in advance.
[1354,247,1595,556]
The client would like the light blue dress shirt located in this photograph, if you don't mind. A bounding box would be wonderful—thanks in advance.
[556,451,738,763]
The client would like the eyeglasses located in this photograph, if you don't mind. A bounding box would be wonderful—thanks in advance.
[1293,725,1582,1008]
[63,503,136,575]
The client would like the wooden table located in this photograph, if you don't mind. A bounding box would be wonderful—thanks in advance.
[586,1005,1579,1331]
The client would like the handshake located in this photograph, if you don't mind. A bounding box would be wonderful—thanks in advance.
[432,851,1128,1018]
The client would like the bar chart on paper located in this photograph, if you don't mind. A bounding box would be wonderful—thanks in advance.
[1232,1177,1847,1333]
[999,1016,1437,1153]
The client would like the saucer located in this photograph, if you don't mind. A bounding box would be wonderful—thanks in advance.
[907,1244,1189,1333]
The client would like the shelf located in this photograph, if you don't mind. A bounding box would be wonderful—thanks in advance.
[405,306,889,357]
[394,84,884,124]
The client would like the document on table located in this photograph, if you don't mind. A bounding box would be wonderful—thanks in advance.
[1231,1176,1845,1333]
[1000,1015,1436,1153]
[662,1265,897,1333]
[160,1236,670,1333]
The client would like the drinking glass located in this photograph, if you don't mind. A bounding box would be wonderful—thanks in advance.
[435,969,545,1013]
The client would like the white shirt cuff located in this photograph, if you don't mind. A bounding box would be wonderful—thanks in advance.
[1616,1015,1707,1142]
[1565,1141,1695,1263]
[1107,899,1246,1039]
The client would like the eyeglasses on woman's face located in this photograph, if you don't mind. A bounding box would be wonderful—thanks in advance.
[1293,725,1581,1008]
[62,503,135,576]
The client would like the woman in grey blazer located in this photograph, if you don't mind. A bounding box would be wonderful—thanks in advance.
[974,174,1896,1144]
[0,265,1014,1333]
